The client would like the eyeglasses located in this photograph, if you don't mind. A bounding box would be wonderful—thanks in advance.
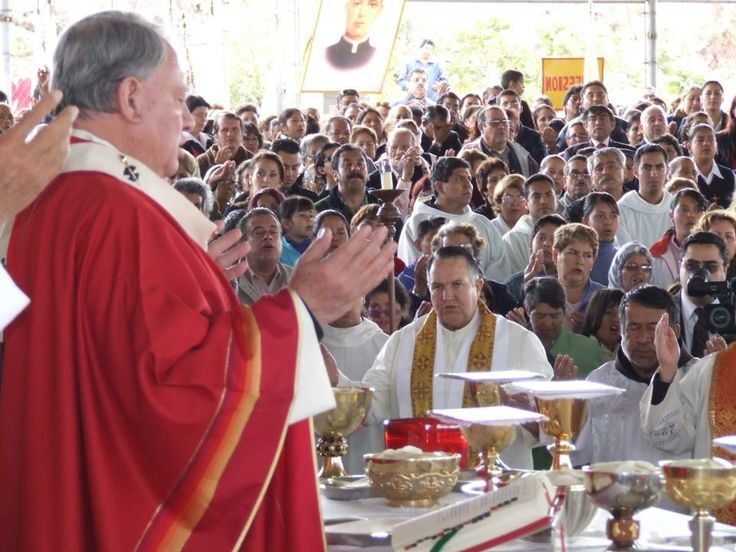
[622,262,653,273]
[501,194,525,204]
[486,120,509,128]
[684,259,723,274]
[567,171,591,179]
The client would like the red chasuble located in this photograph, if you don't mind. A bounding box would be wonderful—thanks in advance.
[0,171,325,551]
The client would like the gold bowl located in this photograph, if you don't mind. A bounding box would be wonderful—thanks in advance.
[314,386,372,479]
[364,451,460,507]
[661,458,736,552]
[661,458,736,511]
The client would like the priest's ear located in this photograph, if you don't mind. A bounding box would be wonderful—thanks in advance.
[116,76,146,123]
[670,322,681,340]
[473,275,484,296]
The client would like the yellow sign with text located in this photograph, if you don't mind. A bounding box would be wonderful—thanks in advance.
[542,58,605,110]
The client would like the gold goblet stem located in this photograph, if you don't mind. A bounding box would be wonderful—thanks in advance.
[320,456,348,479]
[605,509,639,549]
[316,433,349,479]
[690,509,715,552]
[549,434,575,470]
[480,446,502,478]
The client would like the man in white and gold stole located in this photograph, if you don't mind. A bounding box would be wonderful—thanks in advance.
[362,246,553,469]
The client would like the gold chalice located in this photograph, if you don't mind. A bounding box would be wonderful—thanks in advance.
[313,386,372,479]
[502,380,623,471]
[583,462,662,551]
[661,458,736,552]
[536,397,588,470]
[430,405,547,489]
[460,423,516,481]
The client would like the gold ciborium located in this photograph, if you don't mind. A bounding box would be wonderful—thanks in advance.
[364,451,460,507]
[583,462,662,551]
[661,458,736,552]
[536,397,588,470]
[313,386,372,479]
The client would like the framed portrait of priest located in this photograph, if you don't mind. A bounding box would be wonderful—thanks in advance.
[301,0,406,93]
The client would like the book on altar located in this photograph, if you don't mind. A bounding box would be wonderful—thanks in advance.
[391,473,555,552]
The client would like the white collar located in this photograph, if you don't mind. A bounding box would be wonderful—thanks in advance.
[439,308,480,339]
[65,130,214,249]
[697,162,723,182]
[681,290,718,321]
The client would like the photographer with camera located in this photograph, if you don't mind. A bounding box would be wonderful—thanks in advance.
[674,232,731,357]
[641,238,736,525]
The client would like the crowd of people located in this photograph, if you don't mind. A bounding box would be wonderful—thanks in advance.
[4,10,736,547]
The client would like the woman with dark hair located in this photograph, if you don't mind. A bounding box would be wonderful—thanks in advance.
[278,108,306,142]
[246,187,285,213]
[364,278,411,335]
[242,122,264,155]
[581,288,624,362]
[533,104,559,154]
[181,95,212,157]
[314,209,350,254]
[357,107,385,146]
[312,141,340,197]
[473,157,510,222]
[460,105,482,144]
[678,110,712,144]
[717,95,736,170]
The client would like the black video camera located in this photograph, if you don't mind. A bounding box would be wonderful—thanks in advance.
[686,268,736,339]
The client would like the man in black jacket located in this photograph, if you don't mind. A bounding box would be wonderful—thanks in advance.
[498,89,547,164]
[563,105,634,160]
[689,123,735,209]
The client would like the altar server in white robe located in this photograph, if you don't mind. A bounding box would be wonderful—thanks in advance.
[397,156,511,282]
[362,246,554,470]
[324,298,389,474]
[573,285,697,467]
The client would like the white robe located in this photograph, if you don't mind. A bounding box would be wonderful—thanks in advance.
[573,360,695,466]
[501,215,534,276]
[640,354,717,459]
[396,201,511,282]
[362,310,554,469]
[323,319,389,474]
[616,190,672,248]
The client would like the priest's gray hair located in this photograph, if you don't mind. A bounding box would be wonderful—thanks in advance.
[51,11,166,113]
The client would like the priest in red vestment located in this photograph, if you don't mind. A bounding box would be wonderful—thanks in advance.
[0,11,396,551]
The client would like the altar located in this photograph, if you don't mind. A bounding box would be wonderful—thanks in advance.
[323,491,736,551]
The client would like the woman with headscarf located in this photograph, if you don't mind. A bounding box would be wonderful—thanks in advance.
[608,241,655,292]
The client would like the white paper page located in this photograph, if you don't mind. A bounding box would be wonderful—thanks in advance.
[0,264,29,331]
